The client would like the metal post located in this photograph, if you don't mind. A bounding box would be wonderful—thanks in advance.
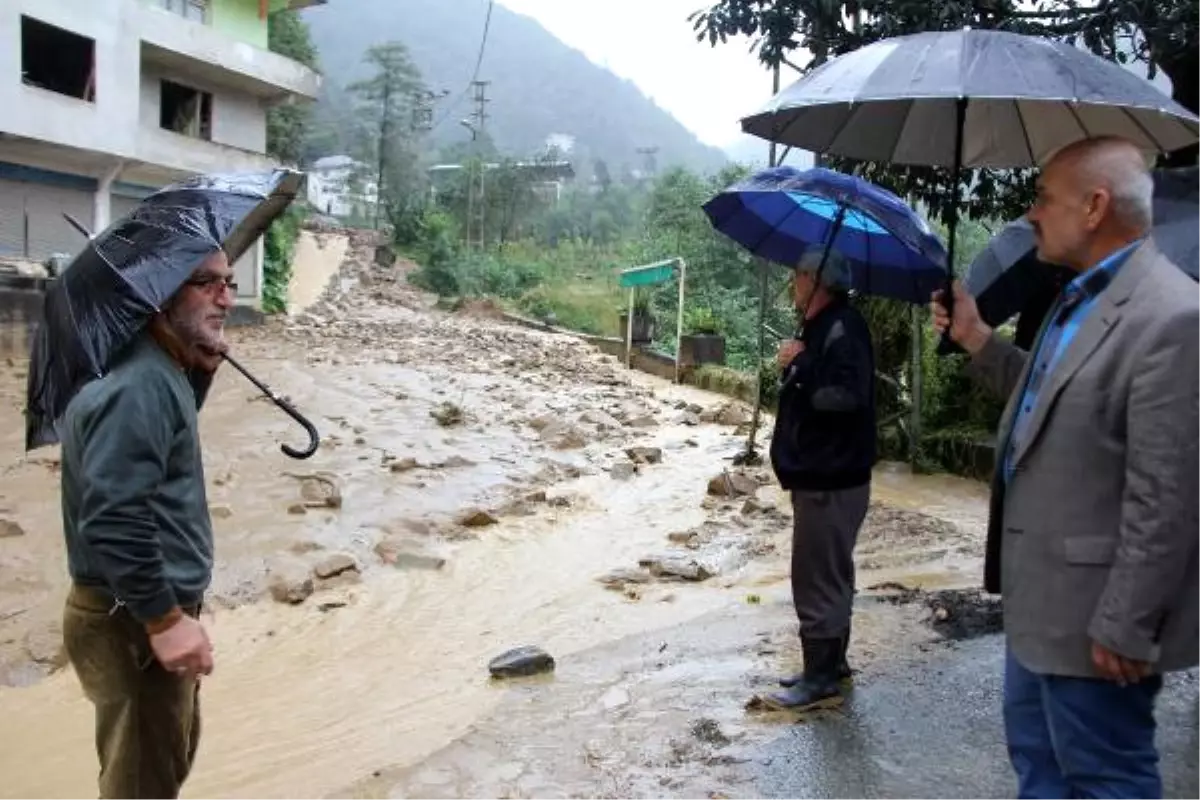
[625,286,635,371]
[909,305,924,468]
[674,259,686,384]
[738,260,770,465]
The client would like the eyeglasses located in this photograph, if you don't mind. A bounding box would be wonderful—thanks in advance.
[186,274,238,295]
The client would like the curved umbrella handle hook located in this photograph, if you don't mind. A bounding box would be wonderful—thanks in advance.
[222,353,320,460]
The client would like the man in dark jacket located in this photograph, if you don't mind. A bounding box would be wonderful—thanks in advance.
[766,248,876,710]
[60,249,234,799]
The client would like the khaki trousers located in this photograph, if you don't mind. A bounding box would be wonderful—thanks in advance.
[63,585,202,800]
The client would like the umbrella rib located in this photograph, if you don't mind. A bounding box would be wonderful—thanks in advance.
[822,102,866,157]
[1062,101,1090,139]
[889,99,918,164]
[1013,99,1037,166]
[1118,105,1169,155]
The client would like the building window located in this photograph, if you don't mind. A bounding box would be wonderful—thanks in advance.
[20,17,96,102]
[160,80,213,140]
[157,0,208,23]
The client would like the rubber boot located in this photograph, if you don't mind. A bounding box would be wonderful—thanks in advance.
[764,637,843,710]
[780,625,852,688]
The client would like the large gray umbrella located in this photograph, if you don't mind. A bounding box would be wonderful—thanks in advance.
[742,28,1199,168]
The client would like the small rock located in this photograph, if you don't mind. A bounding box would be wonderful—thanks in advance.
[596,568,653,590]
[488,645,556,678]
[268,564,314,605]
[318,601,347,613]
[439,455,475,469]
[625,414,658,428]
[687,403,703,414]
[548,496,571,508]
[209,505,233,520]
[625,446,663,465]
[289,540,323,555]
[677,412,701,427]
[430,402,464,427]
[313,553,358,580]
[287,503,308,515]
[540,421,588,450]
[667,530,699,546]
[741,496,767,515]
[639,555,714,582]
[0,519,25,538]
[609,461,637,480]
[374,535,447,570]
[296,473,343,509]
[706,471,759,497]
[527,414,556,431]
[458,508,499,528]
[389,457,420,473]
[524,490,548,503]
[579,409,622,429]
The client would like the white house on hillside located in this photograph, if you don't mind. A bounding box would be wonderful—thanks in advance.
[305,154,377,220]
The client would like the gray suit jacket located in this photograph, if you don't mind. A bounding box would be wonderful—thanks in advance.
[968,239,1199,677]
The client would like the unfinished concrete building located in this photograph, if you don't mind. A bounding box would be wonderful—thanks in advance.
[0,0,323,308]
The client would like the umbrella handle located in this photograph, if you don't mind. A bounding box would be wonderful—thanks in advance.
[222,353,320,460]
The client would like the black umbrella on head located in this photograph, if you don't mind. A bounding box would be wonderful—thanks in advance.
[25,169,320,460]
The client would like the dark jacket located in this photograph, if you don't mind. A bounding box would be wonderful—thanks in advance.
[770,297,876,491]
[59,335,214,623]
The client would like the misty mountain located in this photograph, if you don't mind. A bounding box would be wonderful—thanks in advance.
[302,0,729,177]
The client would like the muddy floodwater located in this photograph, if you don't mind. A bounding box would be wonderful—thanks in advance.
[0,245,1008,798]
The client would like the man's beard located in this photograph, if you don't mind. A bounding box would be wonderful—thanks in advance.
[166,306,225,354]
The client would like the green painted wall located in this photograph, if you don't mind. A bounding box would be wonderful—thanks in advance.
[209,0,270,49]
[143,0,295,50]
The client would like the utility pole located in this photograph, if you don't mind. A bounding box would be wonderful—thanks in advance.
[410,88,450,135]
[464,80,490,250]
[635,146,659,180]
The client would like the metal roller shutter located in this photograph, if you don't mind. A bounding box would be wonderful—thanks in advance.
[0,179,27,258]
[0,179,94,261]
[23,183,93,259]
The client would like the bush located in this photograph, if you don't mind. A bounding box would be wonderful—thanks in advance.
[262,204,306,314]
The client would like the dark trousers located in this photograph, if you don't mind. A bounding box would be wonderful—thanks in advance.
[790,484,870,639]
[63,585,202,800]
[1004,647,1164,799]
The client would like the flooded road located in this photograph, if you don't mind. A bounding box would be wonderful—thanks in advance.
[0,240,1038,798]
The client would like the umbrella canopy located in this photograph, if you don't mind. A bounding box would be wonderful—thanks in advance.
[702,166,948,304]
[741,28,1200,169]
[25,168,304,451]
[964,166,1199,336]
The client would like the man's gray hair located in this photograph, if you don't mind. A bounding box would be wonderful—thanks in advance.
[1058,136,1154,230]
[796,247,852,291]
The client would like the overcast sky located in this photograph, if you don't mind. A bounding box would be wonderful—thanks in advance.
[496,0,789,149]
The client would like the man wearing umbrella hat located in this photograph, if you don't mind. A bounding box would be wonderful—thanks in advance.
[933,136,1198,798]
[59,249,233,799]
[766,247,877,711]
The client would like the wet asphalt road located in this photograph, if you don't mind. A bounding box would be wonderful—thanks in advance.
[753,634,1200,799]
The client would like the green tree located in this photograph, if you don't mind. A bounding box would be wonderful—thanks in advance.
[348,42,426,226]
[266,10,320,165]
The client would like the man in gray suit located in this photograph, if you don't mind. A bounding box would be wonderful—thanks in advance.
[932,135,1198,799]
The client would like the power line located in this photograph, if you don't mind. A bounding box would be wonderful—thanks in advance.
[429,0,496,134]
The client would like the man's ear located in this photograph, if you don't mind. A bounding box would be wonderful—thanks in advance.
[1085,188,1112,232]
